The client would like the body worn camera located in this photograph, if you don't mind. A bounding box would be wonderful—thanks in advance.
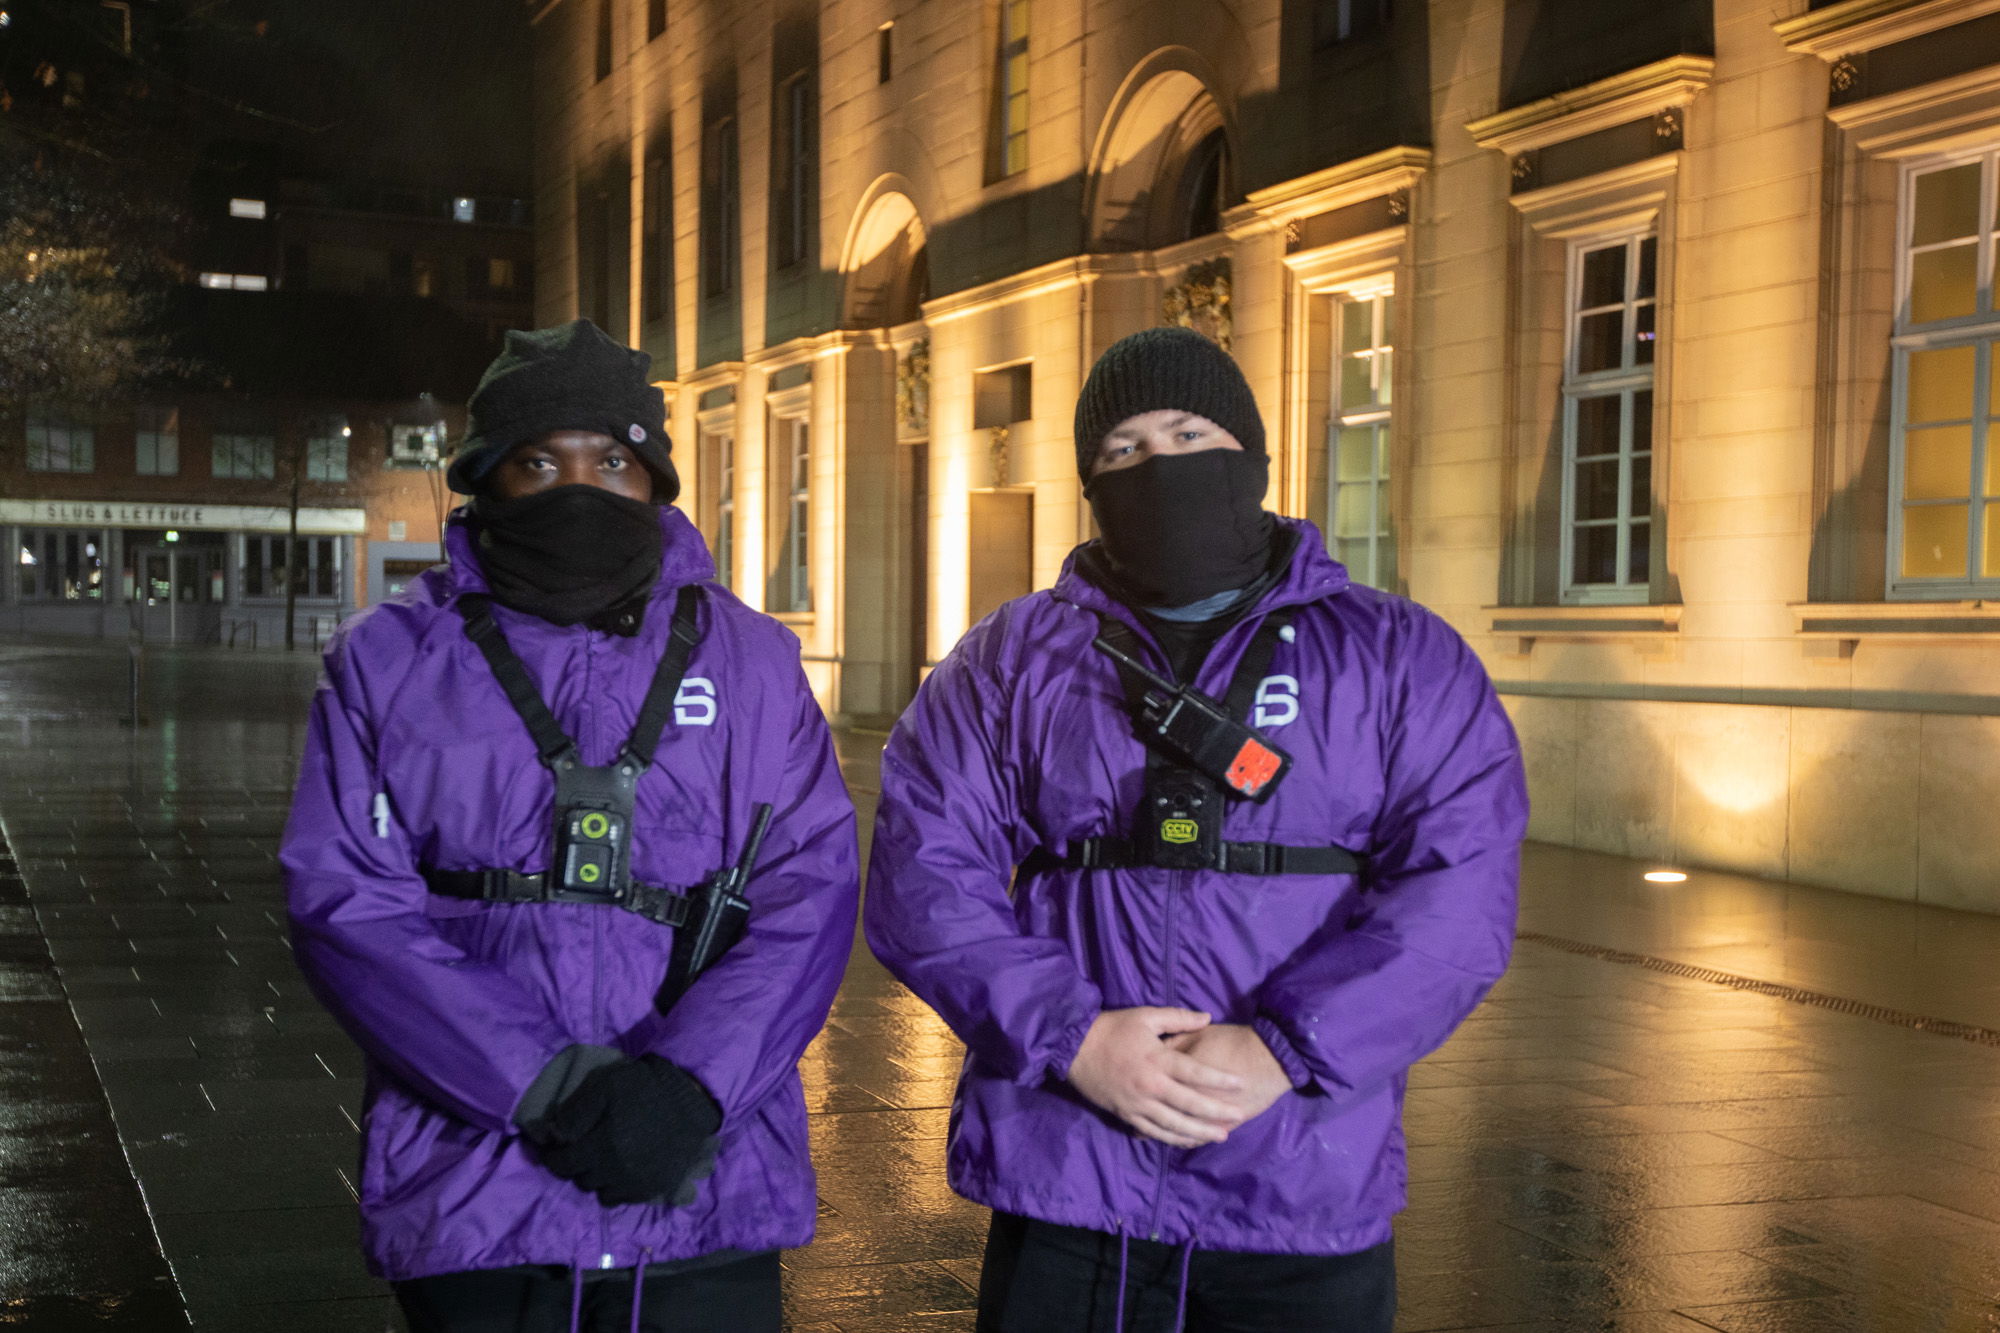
[551,760,641,900]
[1144,768,1224,869]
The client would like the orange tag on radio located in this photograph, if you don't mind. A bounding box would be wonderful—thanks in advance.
[1224,740,1283,797]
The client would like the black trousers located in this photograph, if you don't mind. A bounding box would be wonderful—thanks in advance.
[392,1252,782,1333]
[976,1213,1395,1333]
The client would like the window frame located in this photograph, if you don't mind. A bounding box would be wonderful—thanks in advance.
[304,417,350,483]
[769,408,812,613]
[772,71,815,271]
[701,116,740,297]
[1886,147,2000,598]
[15,527,106,602]
[134,406,179,476]
[1558,230,1659,605]
[993,0,1029,180]
[1328,285,1396,591]
[25,410,96,474]
[212,431,277,481]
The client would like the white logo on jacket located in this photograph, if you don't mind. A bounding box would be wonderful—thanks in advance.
[675,678,717,726]
[1253,675,1300,729]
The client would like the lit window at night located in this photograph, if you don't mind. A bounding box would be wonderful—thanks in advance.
[774,416,811,612]
[1561,232,1657,601]
[25,410,95,474]
[453,196,476,223]
[229,197,267,219]
[1330,288,1395,591]
[199,273,270,291]
[1891,152,2000,594]
[995,0,1029,178]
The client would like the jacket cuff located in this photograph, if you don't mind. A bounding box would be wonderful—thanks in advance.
[1251,1015,1317,1092]
[512,1043,626,1138]
[1043,996,1104,1087]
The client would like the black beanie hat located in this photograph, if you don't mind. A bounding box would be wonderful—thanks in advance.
[448,319,680,501]
[1073,326,1265,478]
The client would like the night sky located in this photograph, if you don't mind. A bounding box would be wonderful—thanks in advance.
[186,0,534,195]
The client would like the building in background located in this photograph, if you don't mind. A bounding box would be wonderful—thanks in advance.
[0,0,534,645]
[537,0,2000,915]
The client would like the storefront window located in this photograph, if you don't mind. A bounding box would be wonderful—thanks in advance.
[243,535,340,599]
[18,528,106,601]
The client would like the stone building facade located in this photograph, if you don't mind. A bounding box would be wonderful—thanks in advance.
[534,0,2000,914]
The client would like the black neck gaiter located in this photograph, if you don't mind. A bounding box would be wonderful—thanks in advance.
[473,486,663,626]
[1083,450,1275,608]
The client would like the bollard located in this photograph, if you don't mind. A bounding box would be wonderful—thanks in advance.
[124,611,147,728]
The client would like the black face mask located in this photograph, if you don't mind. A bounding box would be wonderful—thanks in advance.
[473,486,663,626]
[1084,450,1274,608]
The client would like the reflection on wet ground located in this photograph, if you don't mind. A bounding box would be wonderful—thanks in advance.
[1,639,1998,1330]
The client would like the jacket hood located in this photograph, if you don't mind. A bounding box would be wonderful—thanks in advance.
[1052,515,1349,622]
[439,502,718,604]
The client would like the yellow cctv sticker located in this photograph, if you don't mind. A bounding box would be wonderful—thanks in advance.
[1160,819,1199,845]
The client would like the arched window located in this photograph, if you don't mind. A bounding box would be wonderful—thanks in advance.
[1177,130,1229,242]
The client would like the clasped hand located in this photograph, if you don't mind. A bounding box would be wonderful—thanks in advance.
[1066,1008,1293,1148]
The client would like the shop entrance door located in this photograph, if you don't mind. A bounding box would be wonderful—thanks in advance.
[134,546,224,644]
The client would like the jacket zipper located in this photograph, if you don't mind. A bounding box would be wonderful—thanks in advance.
[1147,865,1186,1242]
[585,630,614,1271]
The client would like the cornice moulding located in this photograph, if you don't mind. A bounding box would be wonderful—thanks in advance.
[1775,0,2000,59]
[1238,146,1432,228]
[1467,55,1716,156]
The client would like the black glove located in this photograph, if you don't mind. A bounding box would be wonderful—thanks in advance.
[538,1055,723,1207]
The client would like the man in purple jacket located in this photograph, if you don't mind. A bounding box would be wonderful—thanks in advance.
[865,327,1528,1332]
[281,320,859,1332]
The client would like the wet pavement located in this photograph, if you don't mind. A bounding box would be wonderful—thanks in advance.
[1,637,1999,1330]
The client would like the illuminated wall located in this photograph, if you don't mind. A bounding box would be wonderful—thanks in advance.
[534,0,2000,913]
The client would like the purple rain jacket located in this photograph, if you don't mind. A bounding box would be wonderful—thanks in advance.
[864,519,1527,1256]
[280,506,859,1281]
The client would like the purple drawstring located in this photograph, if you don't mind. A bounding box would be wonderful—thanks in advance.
[1172,1237,1195,1333]
[568,1266,585,1333]
[1113,1231,1130,1332]
[628,1249,652,1333]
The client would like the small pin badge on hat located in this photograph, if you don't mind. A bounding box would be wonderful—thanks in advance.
[627,424,646,444]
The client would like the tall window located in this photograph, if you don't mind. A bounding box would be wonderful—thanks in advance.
[26,411,94,473]
[1561,233,1657,601]
[1890,151,2000,595]
[773,415,811,611]
[305,416,350,482]
[772,72,815,270]
[878,23,894,84]
[647,0,666,40]
[135,407,178,476]
[1330,291,1395,590]
[643,152,672,324]
[17,529,105,601]
[702,430,735,589]
[1314,0,1390,45]
[702,117,739,296]
[993,0,1029,179]
[595,0,613,81]
[213,432,277,480]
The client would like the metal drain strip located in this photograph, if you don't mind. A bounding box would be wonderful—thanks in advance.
[1517,931,2000,1049]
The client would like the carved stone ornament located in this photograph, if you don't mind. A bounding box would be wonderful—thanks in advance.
[1161,256,1233,353]
[1387,191,1409,221]
[1654,107,1681,140]
[1831,57,1858,93]
[895,338,931,436]
[1511,153,1536,183]
[988,426,1010,489]
[1284,219,1303,252]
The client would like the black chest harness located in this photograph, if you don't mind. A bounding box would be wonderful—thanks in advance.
[1038,610,1367,879]
[419,589,768,1006]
